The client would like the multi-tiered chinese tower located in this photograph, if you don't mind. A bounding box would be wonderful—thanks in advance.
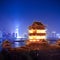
[26,21,47,45]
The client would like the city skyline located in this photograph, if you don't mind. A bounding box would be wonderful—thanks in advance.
[0,21,60,39]
[0,0,60,36]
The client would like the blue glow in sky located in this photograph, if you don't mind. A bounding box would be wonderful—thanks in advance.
[0,0,60,36]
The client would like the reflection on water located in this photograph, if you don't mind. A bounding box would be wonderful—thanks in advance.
[14,41,25,48]
[0,38,26,50]
[0,41,25,51]
[14,42,20,47]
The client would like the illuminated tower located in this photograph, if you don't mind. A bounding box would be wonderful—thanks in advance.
[15,26,20,38]
[26,22,47,45]
[15,26,20,47]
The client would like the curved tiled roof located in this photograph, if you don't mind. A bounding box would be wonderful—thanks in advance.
[32,22,44,26]
[29,21,45,29]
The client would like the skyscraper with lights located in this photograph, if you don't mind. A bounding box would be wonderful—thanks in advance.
[15,26,20,38]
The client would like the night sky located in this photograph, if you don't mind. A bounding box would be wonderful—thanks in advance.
[0,0,60,36]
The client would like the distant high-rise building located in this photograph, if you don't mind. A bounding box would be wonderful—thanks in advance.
[0,31,2,38]
[0,31,3,43]
[51,31,56,38]
[56,34,60,39]
[23,33,28,39]
[12,33,16,38]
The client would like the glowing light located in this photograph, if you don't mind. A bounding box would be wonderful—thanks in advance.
[29,36,35,39]
[17,36,21,38]
[29,29,46,33]
[29,39,40,42]
[56,34,60,38]
[29,36,46,39]
[15,42,20,47]
[36,36,46,39]
[15,26,19,33]
[52,31,56,34]
[29,29,35,33]
[30,40,36,42]
[15,26,20,38]
[36,30,46,33]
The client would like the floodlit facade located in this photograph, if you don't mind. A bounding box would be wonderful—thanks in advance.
[26,21,47,45]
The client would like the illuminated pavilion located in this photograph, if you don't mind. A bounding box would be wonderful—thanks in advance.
[26,21,47,45]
